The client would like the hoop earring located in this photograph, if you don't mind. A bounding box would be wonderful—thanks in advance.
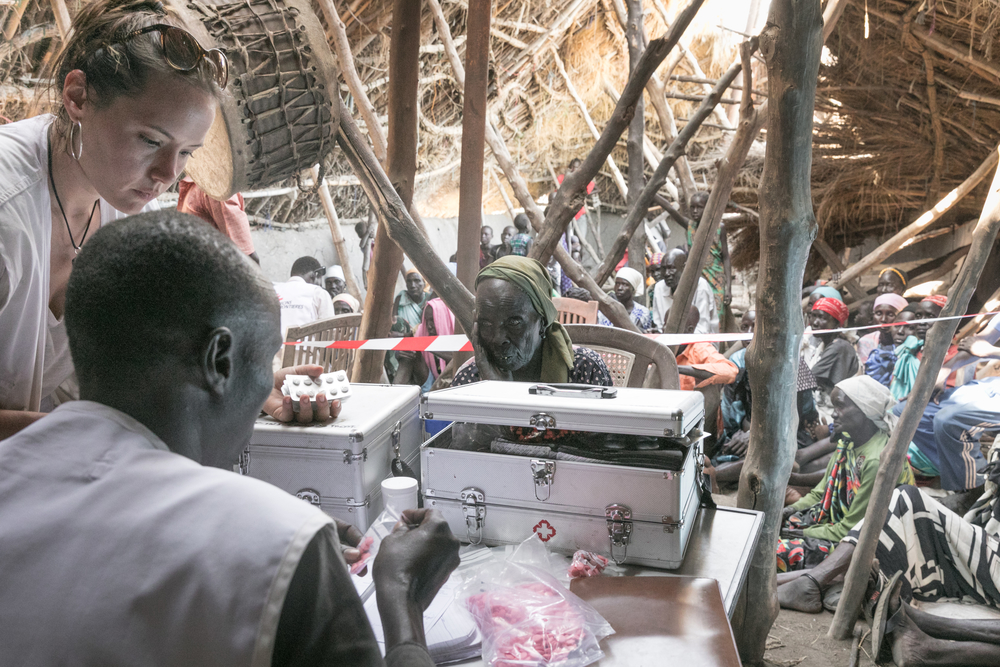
[68,121,83,161]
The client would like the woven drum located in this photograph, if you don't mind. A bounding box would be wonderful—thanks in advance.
[169,0,340,199]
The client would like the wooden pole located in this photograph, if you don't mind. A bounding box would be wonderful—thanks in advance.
[337,106,475,332]
[827,147,1000,295]
[49,0,71,40]
[812,237,866,302]
[593,62,742,287]
[732,2,822,662]
[830,149,1000,639]
[426,0,639,332]
[310,166,363,301]
[664,40,764,336]
[455,0,491,291]
[625,0,646,275]
[530,0,706,265]
[352,0,422,383]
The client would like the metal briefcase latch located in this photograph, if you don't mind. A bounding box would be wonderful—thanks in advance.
[529,413,556,430]
[296,488,322,507]
[605,503,633,565]
[461,487,486,545]
[530,460,556,501]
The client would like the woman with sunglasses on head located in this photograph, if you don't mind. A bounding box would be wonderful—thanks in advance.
[0,0,227,438]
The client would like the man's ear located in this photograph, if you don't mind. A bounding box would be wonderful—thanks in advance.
[202,327,234,394]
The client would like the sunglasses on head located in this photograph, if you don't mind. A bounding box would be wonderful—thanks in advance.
[108,23,229,89]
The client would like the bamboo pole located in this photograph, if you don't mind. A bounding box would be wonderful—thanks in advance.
[827,147,1000,294]
[455,0,491,291]
[664,40,765,336]
[830,148,1000,639]
[310,166,363,301]
[593,62,743,287]
[336,105,475,332]
[530,0,707,265]
[425,0,639,332]
[49,0,71,40]
[732,2,822,660]
[352,0,422,383]
[549,47,629,201]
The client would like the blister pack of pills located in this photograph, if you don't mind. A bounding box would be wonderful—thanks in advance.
[281,371,352,410]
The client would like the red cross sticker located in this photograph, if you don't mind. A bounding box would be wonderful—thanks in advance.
[533,519,556,542]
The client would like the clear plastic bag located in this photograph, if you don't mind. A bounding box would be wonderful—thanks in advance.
[459,535,613,667]
[567,551,609,579]
[349,505,400,576]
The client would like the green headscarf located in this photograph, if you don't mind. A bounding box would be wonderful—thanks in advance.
[476,256,575,382]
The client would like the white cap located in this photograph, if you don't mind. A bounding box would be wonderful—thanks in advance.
[326,265,345,280]
[381,477,419,515]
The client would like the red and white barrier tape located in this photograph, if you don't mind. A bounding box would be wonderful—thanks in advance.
[284,310,1000,352]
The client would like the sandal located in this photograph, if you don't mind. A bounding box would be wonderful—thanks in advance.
[861,559,886,627]
[871,570,904,666]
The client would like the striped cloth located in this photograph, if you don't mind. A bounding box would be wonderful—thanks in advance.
[844,484,1000,605]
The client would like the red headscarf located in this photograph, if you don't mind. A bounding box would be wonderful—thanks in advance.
[921,295,948,309]
[812,297,848,327]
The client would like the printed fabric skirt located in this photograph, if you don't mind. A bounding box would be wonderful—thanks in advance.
[775,513,835,572]
[843,484,1000,605]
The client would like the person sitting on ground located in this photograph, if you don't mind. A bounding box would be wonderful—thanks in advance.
[685,191,732,319]
[890,296,955,401]
[453,256,611,386]
[493,225,516,261]
[0,211,460,666]
[508,213,533,257]
[865,302,918,387]
[273,256,335,340]
[323,265,347,299]
[857,293,908,364]
[177,176,258,264]
[597,267,653,332]
[479,225,494,268]
[332,293,360,316]
[778,479,1000,667]
[801,285,844,361]
[652,248,719,335]
[856,266,909,330]
[671,306,738,392]
[804,296,859,429]
[393,269,430,330]
[395,299,456,391]
[775,376,915,572]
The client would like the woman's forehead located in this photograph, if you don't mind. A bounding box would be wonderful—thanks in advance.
[478,279,532,310]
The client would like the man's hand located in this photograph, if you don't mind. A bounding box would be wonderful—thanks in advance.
[722,429,750,457]
[472,323,512,382]
[373,509,461,611]
[263,364,342,424]
[333,519,364,564]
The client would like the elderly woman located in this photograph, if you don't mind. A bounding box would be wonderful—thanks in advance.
[805,297,859,429]
[775,376,915,573]
[453,256,611,386]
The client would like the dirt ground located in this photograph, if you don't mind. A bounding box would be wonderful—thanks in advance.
[762,608,875,667]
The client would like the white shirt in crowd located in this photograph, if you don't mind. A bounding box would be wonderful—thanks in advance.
[650,277,719,335]
[0,115,155,412]
[273,275,336,338]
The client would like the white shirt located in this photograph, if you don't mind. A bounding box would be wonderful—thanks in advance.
[0,115,153,412]
[273,275,336,337]
[0,401,331,666]
[650,277,719,335]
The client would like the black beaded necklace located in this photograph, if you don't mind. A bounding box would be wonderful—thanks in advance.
[47,134,98,255]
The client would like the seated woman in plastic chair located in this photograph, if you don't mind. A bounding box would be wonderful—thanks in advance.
[453,256,611,387]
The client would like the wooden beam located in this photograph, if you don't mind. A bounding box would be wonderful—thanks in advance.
[48,0,71,40]
[828,146,1000,294]
[455,0,491,291]
[425,0,637,331]
[352,0,422,383]
[732,1,822,661]
[310,166,363,301]
[811,237,866,302]
[625,0,647,274]
[593,62,743,287]
[530,0,707,265]
[337,105,475,332]
[664,39,764,336]
[830,147,1000,639]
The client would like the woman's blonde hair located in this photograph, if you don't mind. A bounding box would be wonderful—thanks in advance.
[47,0,219,128]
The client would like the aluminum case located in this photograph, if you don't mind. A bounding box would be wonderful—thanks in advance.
[420,382,706,569]
[245,383,422,530]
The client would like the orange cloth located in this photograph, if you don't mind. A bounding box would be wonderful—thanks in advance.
[177,177,255,256]
[675,342,739,391]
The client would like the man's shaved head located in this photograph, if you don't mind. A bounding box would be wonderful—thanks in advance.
[685,306,700,333]
[66,211,279,388]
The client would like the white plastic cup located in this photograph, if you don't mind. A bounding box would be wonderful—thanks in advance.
[381,477,419,516]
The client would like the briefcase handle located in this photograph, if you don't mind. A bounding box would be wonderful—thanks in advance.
[529,383,618,399]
